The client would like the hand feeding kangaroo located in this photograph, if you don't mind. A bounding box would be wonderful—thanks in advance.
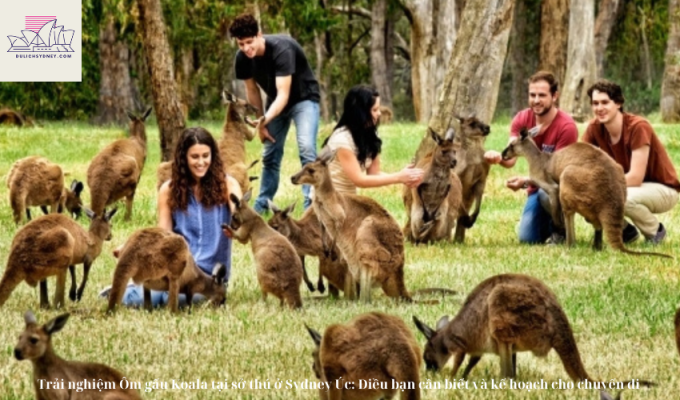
[0,209,116,309]
[107,227,227,313]
[413,273,654,387]
[306,312,421,400]
[403,127,464,243]
[15,310,142,400]
[224,189,303,309]
[501,127,670,258]
[291,148,411,303]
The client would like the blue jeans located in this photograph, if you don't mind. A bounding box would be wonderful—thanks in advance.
[518,189,556,244]
[254,100,319,213]
[120,284,206,308]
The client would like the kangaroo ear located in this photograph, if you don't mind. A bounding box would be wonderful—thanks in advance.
[413,316,435,340]
[222,90,236,104]
[70,180,84,195]
[435,315,450,331]
[24,310,37,325]
[126,110,136,121]
[318,148,336,164]
[212,263,228,285]
[283,201,297,216]
[267,199,281,213]
[44,313,70,335]
[444,127,455,142]
[305,324,322,346]
[230,193,241,209]
[428,128,442,146]
[527,125,541,138]
[104,208,118,221]
[242,189,252,203]
[84,208,95,220]
[142,107,152,121]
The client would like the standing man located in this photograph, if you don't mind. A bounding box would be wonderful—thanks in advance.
[484,71,578,244]
[583,80,679,244]
[229,13,320,213]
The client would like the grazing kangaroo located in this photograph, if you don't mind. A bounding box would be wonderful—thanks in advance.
[107,227,227,313]
[452,116,492,243]
[403,127,464,243]
[306,312,421,400]
[0,209,116,309]
[502,127,670,258]
[15,311,142,400]
[413,273,654,386]
[87,108,151,220]
[291,148,411,303]
[224,190,303,309]
[268,200,351,298]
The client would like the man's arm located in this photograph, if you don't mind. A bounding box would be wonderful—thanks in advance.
[263,75,291,124]
[627,146,650,187]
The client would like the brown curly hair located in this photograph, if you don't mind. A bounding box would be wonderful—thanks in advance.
[587,80,625,112]
[229,14,259,39]
[169,127,228,211]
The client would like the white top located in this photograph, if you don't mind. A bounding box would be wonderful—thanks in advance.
[322,126,373,195]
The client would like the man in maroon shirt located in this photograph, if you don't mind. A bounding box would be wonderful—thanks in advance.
[582,80,679,244]
[485,71,578,244]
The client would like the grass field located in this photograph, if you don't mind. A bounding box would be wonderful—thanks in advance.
[0,118,679,399]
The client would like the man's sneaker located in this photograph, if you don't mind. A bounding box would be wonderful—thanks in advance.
[99,285,112,298]
[622,223,640,244]
[546,232,565,245]
[646,223,667,245]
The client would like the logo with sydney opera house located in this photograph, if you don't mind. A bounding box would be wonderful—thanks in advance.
[7,17,75,53]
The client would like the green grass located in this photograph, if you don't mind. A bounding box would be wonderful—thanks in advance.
[0,120,679,399]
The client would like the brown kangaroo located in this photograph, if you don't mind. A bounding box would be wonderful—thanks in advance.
[501,127,670,258]
[413,273,654,386]
[291,148,410,303]
[107,227,227,313]
[224,190,303,309]
[306,312,421,400]
[15,311,142,400]
[267,200,351,298]
[0,209,116,309]
[403,127,464,243]
[675,307,680,358]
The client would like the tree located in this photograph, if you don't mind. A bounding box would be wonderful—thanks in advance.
[561,0,597,122]
[415,0,514,159]
[401,0,458,122]
[594,0,621,77]
[662,0,680,122]
[137,0,185,161]
[370,0,394,108]
[538,0,569,87]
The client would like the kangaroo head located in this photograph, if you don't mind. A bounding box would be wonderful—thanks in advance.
[14,311,69,361]
[267,200,297,237]
[414,315,465,371]
[207,263,228,307]
[456,115,491,138]
[63,180,84,219]
[305,324,323,379]
[85,208,117,242]
[228,189,258,240]
[291,148,336,187]
[126,107,152,142]
[429,127,459,169]
[501,126,540,161]
[222,90,259,122]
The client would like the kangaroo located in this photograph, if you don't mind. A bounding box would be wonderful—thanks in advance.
[107,227,227,313]
[219,90,259,192]
[291,148,410,303]
[306,312,421,400]
[675,307,680,358]
[15,310,142,400]
[403,127,464,243]
[413,273,654,386]
[502,127,671,258]
[0,209,116,309]
[87,108,151,220]
[224,190,303,309]
[268,200,351,298]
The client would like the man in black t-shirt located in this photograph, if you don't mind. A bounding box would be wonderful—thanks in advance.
[229,14,320,213]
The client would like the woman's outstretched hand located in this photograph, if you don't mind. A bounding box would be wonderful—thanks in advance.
[400,164,424,188]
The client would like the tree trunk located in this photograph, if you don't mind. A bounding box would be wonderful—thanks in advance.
[561,0,597,122]
[509,0,528,116]
[594,0,619,77]
[639,7,653,90]
[415,0,514,160]
[661,0,680,122]
[538,0,569,88]
[403,0,457,122]
[137,0,186,161]
[371,0,393,108]
[176,48,196,120]
[95,18,134,126]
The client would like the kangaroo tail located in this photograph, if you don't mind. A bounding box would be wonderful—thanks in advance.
[549,306,594,382]
[605,224,672,258]
[411,287,458,296]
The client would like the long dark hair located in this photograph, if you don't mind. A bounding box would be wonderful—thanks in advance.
[170,127,228,211]
[324,85,382,166]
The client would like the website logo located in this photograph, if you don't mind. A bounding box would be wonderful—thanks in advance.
[8,17,75,53]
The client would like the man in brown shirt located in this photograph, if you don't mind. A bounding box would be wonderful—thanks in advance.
[582,80,680,244]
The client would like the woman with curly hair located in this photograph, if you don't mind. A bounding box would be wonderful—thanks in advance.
[321,85,423,194]
[103,127,241,307]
